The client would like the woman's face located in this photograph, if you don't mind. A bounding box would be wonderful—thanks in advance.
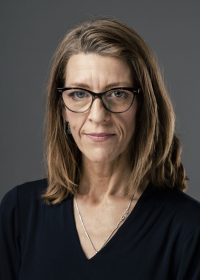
[63,53,138,164]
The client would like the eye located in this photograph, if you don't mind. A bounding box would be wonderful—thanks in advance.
[107,90,129,99]
[68,90,90,100]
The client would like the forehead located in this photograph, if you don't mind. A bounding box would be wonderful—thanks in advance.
[64,53,134,88]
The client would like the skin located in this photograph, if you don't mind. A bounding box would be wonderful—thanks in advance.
[63,53,139,200]
[63,53,143,258]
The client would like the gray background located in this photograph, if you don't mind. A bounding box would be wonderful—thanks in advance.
[0,0,199,201]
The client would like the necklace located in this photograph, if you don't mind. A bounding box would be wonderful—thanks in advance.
[74,190,136,254]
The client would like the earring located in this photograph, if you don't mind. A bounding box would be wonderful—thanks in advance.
[64,121,71,135]
[67,122,71,134]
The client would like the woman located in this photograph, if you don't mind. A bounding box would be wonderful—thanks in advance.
[0,18,200,280]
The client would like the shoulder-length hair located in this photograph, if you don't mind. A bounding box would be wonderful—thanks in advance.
[42,17,188,205]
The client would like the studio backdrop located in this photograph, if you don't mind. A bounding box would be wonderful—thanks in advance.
[0,0,199,200]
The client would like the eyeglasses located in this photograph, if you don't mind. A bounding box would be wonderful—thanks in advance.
[57,87,141,113]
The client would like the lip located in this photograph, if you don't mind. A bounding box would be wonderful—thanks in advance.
[84,132,115,142]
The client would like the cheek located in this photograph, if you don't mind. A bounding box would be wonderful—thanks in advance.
[71,124,81,139]
[64,110,78,128]
[118,106,137,134]
[66,113,84,140]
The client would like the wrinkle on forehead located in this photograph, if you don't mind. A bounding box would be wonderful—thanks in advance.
[65,53,134,91]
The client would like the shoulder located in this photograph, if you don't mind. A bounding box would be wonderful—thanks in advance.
[0,178,47,214]
[153,185,200,234]
[166,187,200,218]
[0,178,48,241]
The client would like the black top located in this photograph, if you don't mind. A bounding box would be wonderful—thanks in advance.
[0,179,200,280]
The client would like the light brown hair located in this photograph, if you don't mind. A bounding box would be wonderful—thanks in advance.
[42,17,188,205]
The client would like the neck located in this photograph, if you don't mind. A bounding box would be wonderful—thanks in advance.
[78,156,134,203]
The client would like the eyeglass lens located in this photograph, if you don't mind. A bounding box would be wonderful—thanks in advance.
[62,88,135,113]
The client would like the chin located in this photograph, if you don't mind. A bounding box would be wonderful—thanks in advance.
[83,150,122,164]
[86,155,113,163]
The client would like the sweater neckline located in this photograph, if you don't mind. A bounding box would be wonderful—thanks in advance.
[68,183,154,263]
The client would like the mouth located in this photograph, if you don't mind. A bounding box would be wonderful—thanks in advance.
[84,133,116,142]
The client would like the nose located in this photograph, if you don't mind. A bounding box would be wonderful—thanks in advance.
[87,97,110,123]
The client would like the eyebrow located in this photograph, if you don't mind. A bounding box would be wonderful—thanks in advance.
[65,82,133,90]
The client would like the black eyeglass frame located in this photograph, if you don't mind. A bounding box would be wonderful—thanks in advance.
[57,87,141,113]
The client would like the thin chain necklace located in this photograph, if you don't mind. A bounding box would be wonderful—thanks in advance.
[74,190,136,254]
